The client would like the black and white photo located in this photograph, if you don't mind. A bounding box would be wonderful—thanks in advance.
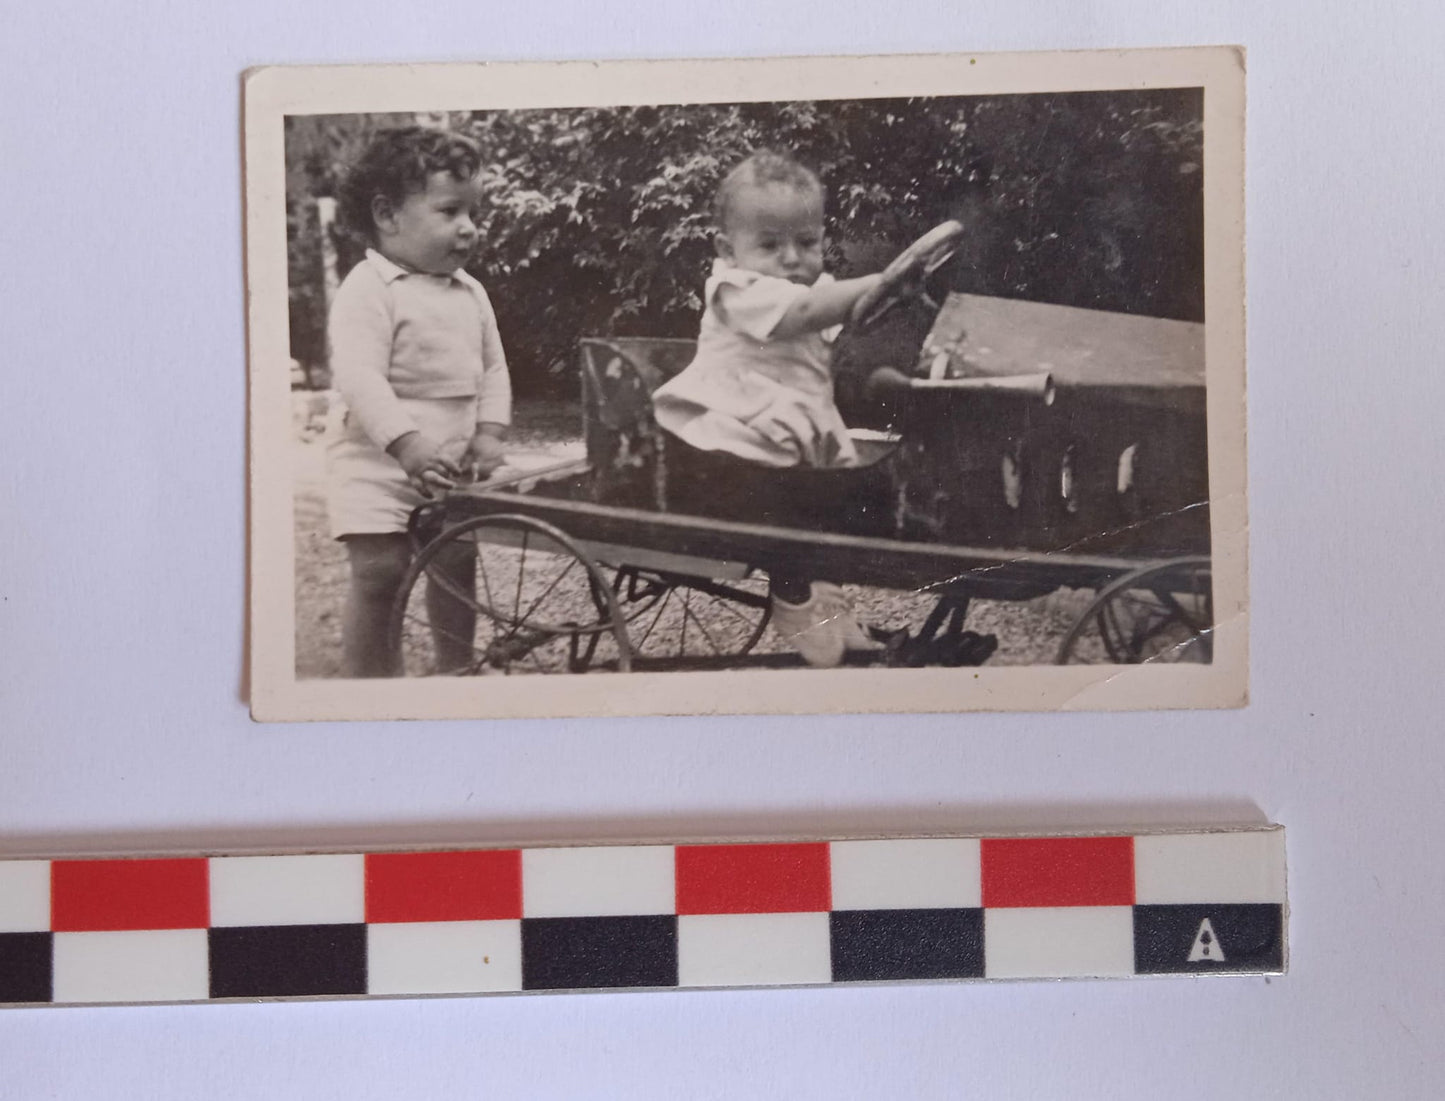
[245,49,1246,720]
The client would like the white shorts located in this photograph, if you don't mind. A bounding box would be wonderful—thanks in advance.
[324,395,477,538]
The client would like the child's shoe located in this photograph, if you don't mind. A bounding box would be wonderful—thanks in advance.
[770,583,881,668]
[811,583,885,654]
[770,586,846,668]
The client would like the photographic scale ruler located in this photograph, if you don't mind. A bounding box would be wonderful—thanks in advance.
[0,826,1284,1007]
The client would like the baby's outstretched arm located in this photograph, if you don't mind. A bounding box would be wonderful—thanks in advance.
[769,274,883,340]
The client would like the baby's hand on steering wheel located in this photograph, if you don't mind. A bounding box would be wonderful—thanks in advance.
[890,265,929,301]
[850,220,966,332]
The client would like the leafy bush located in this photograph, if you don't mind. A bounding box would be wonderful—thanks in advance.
[285,91,1202,393]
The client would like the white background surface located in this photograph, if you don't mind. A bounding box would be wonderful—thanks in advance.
[2,1,1442,1097]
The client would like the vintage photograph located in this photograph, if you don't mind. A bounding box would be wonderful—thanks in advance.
[246,50,1247,720]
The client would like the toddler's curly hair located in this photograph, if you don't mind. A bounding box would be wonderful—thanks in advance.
[713,149,825,232]
[337,126,482,243]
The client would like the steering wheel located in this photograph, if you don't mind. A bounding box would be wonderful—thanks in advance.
[850,220,966,331]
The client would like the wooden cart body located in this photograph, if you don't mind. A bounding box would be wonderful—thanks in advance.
[396,293,1213,671]
[558,291,1208,584]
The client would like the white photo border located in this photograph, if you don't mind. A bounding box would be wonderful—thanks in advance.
[245,47,1247,722]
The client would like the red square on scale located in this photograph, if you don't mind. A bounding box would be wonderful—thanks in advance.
[365,850,522,923]
[51,858,210,932]
[675,843,830,915]
[981,837,1134,908]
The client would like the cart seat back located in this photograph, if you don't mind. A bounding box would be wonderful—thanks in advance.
[578,337,696,508]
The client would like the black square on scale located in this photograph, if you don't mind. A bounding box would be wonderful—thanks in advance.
[209,924,367,998]
[831,909,984,982]
[1134,904,1284,974]
[0,932,52,1004]
[522,916,677,990]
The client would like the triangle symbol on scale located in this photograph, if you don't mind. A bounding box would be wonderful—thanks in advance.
[1188,917,1226,962]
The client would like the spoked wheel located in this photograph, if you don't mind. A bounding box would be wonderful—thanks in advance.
[1055,557,1213,665]
[603,567,771,670]
[389,513,632,676]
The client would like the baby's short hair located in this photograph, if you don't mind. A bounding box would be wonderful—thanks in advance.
[713,149,825,232]
[337,125,482,242]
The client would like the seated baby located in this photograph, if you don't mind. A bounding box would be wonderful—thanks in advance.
[653,149,889,667]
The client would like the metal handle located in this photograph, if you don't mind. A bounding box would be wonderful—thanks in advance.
[866,367,1056,405]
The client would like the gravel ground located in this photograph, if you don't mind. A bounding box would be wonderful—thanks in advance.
[292,395,1091,678]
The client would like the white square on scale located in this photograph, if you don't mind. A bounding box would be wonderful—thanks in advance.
[984,906,1134,979]
[368,920,523,995]
[677,912,832,988]
[0,861,50,932]
[830,839,981,910]
[209,854,365,927]
[52,929,209,1004]
[1133,830,1286,904]
[521,846,675,918]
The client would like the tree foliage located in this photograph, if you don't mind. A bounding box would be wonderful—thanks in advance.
[285,91,1202,393]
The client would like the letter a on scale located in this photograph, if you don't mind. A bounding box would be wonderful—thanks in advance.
[1188,917,1226,962]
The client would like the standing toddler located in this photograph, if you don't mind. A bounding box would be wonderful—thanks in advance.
[325,126,511,676]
